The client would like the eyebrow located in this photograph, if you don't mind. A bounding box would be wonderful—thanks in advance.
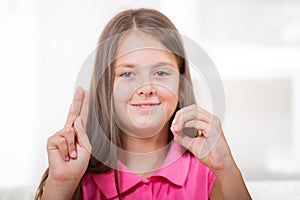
[115,62,177,69]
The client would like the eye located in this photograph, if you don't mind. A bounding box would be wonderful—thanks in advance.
[154,71,169,77]
[120,71,135,78]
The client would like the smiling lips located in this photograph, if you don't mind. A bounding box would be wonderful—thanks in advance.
[130,102,161,111]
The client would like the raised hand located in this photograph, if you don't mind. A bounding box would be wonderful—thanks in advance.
[46,87,91,182]
[170,104,235,172]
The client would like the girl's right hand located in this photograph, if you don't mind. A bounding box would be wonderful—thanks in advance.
[46,87,91,182]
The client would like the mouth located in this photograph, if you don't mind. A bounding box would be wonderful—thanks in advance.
[130,102,161,111]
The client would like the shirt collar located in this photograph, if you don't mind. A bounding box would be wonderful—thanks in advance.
[91,140,191,199]
[152,140,190,186]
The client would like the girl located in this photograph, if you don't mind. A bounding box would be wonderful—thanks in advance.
[35,8,251,200]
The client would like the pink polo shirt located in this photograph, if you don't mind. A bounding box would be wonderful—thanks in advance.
[82,141,216,199]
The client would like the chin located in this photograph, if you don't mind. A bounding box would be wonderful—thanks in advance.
[125,124,167,138]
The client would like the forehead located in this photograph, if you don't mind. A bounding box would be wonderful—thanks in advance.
[117,31,167,55]
[115,31,178,67]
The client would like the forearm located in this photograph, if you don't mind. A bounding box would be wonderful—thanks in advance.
[41,177,80,200]
[213,163,251,200]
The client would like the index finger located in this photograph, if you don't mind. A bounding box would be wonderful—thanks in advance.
[65,87,84,127]
[171,105,211,131]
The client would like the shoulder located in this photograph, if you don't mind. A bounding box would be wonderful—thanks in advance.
[81,172,98,192]
[186,151,215,177]
[183,151,216,194]
[81,172,110,199]
[161,141,215,186]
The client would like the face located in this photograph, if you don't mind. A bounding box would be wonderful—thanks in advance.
[113,32,179,138]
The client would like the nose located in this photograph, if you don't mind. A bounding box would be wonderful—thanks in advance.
[137,83,156,96]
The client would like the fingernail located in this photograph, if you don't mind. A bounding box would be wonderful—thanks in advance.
[70,151,77,158]
[172,125,178,132]
[65,156,70,161]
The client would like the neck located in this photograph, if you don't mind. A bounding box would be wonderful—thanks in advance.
[121,124,169,153]
[119,124,170,177]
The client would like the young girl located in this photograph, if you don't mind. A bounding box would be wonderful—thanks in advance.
[35,8,251,200]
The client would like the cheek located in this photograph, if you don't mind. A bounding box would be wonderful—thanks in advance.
[158,77,180,100]
[113,79,134,103]
[157,80,179,110]
[113,84,129,122]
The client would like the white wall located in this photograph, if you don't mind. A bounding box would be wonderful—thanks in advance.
[0,0,299,190]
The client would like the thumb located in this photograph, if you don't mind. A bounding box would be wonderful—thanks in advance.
[74,116,91,152]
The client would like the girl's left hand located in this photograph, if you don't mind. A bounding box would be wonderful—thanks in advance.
[171,104,235,173]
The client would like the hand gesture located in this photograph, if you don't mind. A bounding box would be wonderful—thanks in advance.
[171,104,234,172]
[46,87,91,182]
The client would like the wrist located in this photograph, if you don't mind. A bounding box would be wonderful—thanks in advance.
[42,177,81,200]
[211,162,251,200]
[212,160,240,178]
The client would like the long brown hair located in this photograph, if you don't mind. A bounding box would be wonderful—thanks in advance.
[35,8,196,200]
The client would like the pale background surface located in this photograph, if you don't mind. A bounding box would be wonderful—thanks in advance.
[0,0,300,198]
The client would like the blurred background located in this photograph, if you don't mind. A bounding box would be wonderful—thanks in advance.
[0,0,300,198]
